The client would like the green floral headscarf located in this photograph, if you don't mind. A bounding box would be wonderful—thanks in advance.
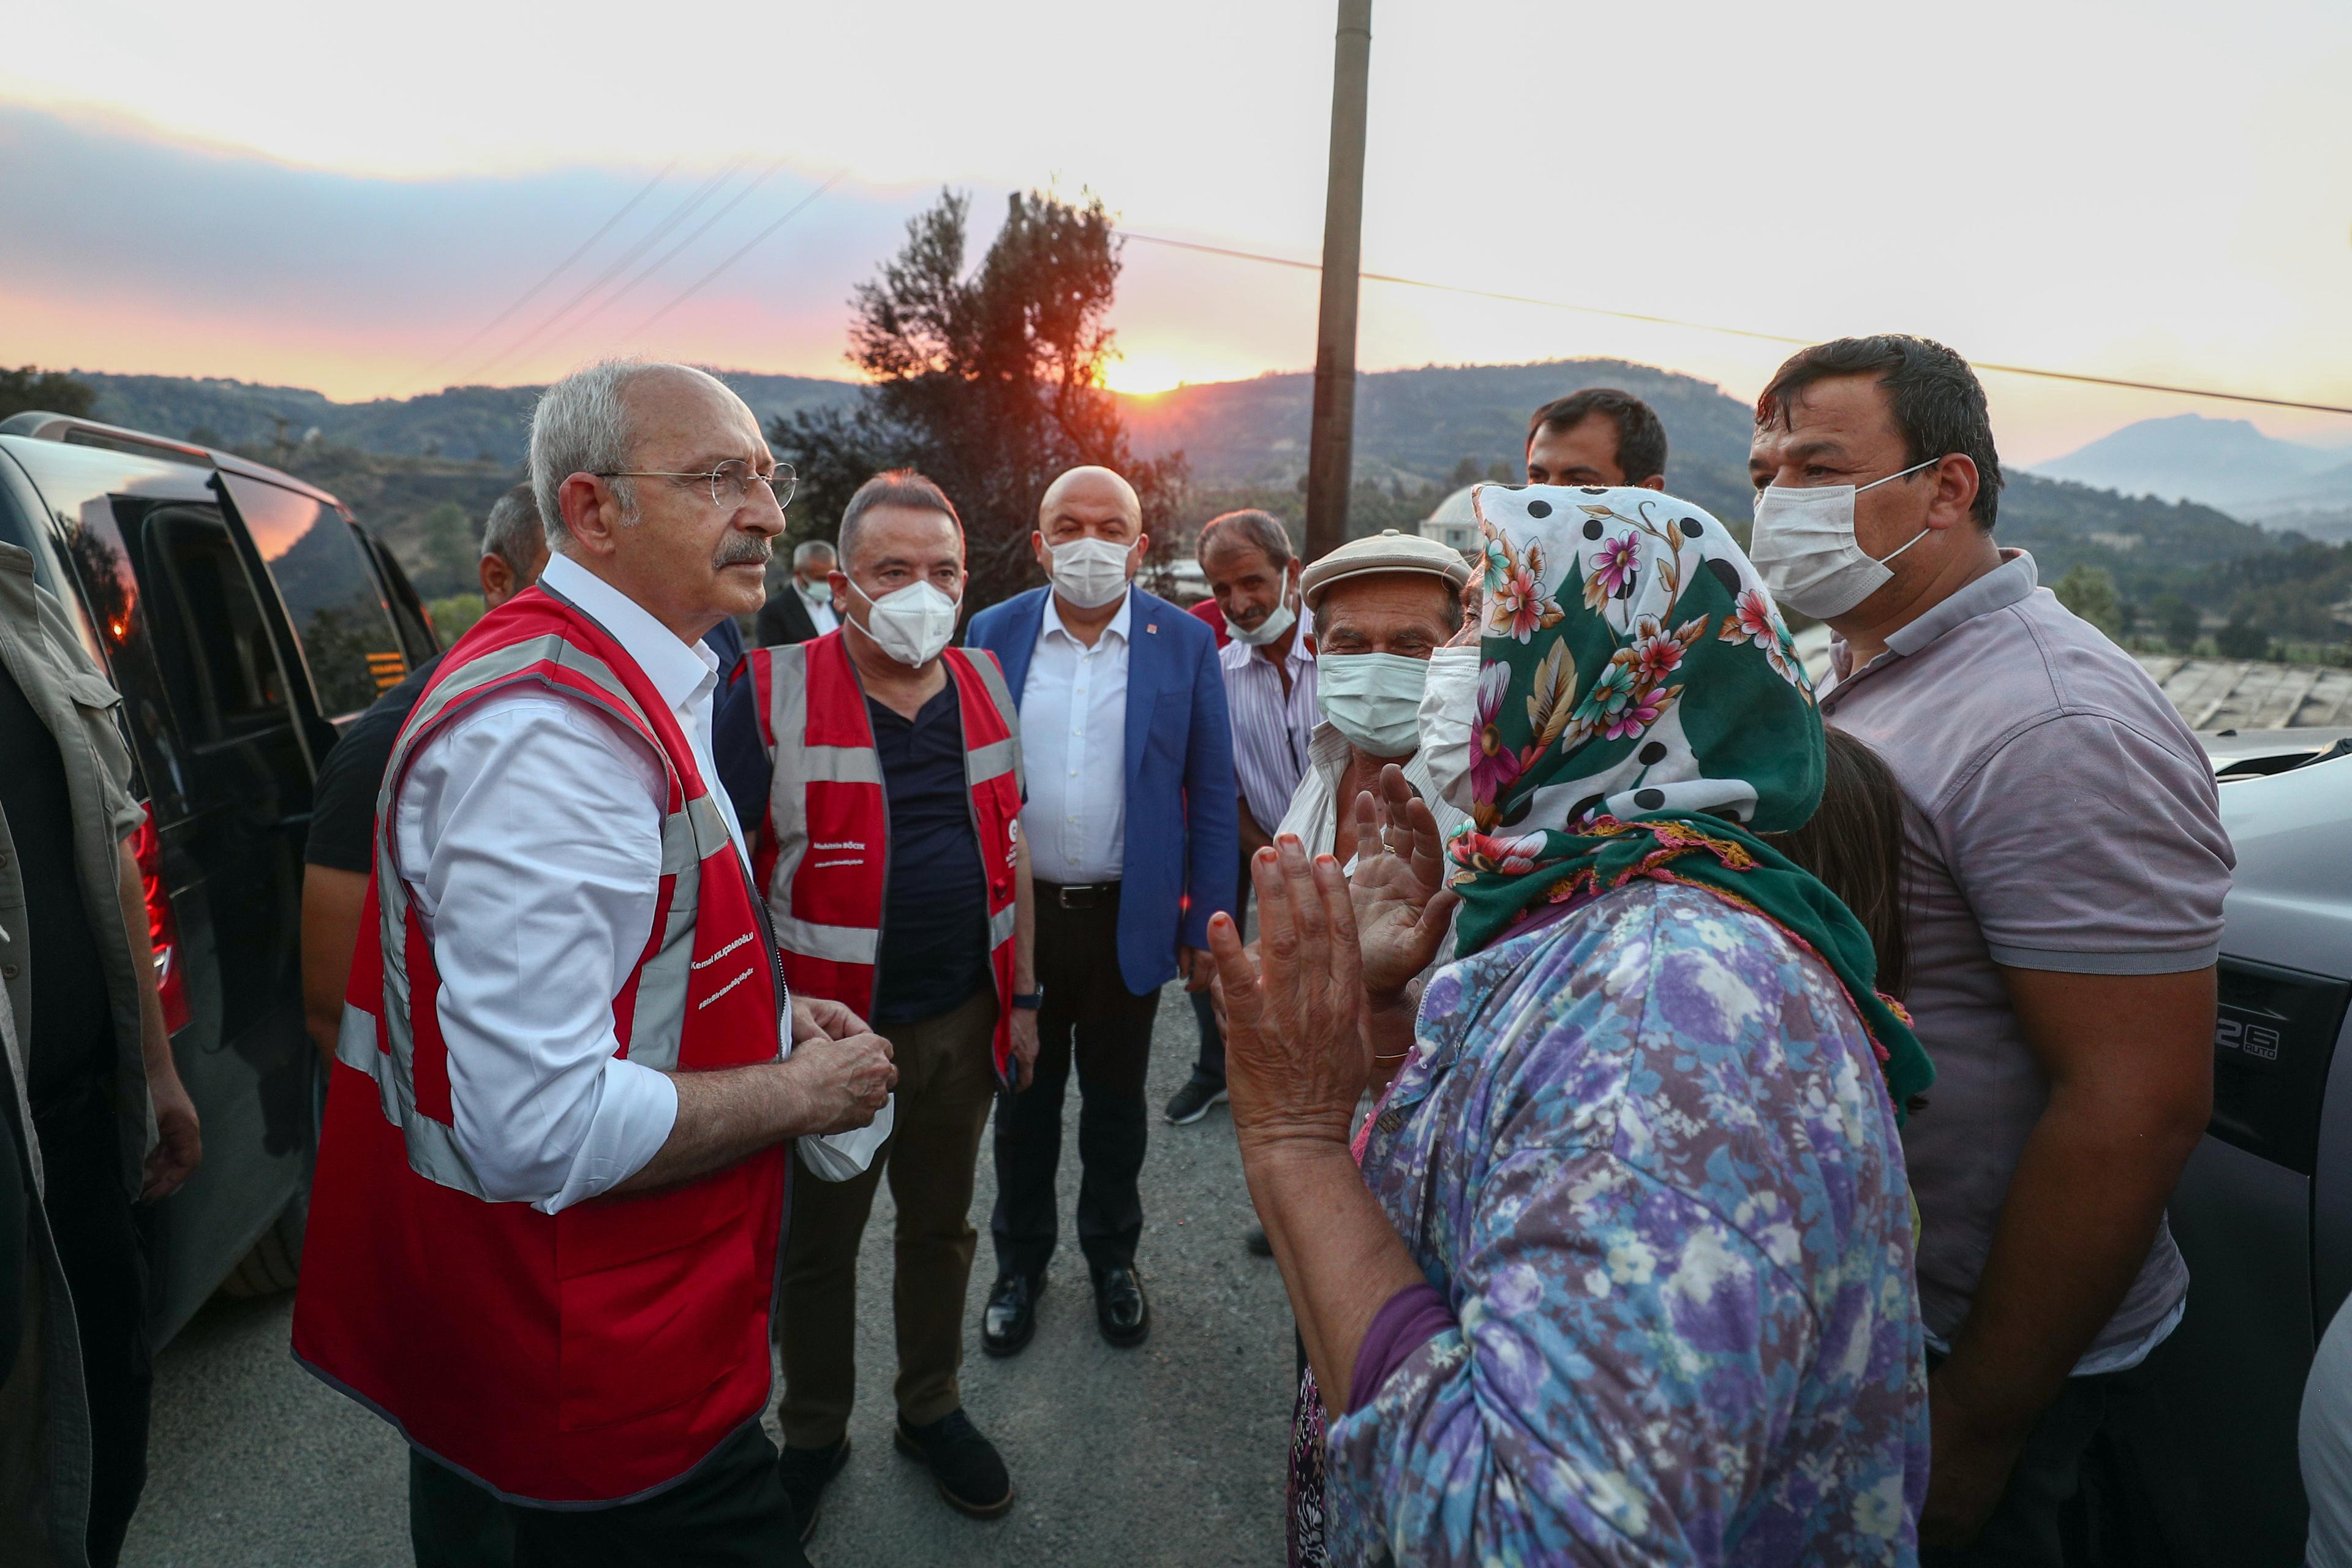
[1447,483,1933,1114]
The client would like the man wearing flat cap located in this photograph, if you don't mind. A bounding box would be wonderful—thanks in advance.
[1275,529,1472,861]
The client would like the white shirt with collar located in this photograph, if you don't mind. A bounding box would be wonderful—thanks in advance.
[1274,720,1470,871]
[797,579,839,636]
[389,552,767,1214]
[1018,590,1131,884]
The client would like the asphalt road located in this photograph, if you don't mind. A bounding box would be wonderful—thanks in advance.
[121,989,1295,1567]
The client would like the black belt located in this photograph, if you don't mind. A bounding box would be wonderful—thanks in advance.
[1038,880,1120,910]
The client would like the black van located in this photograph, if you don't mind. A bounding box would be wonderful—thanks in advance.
[0,410,438,1343]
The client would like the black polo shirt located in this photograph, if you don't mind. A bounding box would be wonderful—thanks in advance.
[869,682,992,1025]
[0,657,115,1101]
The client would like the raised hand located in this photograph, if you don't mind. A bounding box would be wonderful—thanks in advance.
[1347,765,1461,1006]
[1207,837,1367,1160]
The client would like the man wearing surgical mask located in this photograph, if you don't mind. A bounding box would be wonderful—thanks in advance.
[1750,336,2230,1565]
[743,470,1037,1534]
[965,466,1237,1357]
[1273,529,1472,866]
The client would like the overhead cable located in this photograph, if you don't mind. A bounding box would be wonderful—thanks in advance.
[1118,230,2352,418]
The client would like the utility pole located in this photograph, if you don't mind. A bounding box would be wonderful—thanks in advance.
[1303,0,1371,562]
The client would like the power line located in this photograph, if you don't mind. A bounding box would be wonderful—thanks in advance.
[412,158,679,386]
[462,156,750,382]
[627,170,845,339]
[538,156,795,349]
[1119,230,2352,419]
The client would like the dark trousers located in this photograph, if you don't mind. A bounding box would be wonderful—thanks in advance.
[409,1423,811,1568]
[410,1450,514,1568]
[778,986,1000,1447]
[34,1080,149,1568]
[1189,856,1253,1086]
[992,885,1159,1278]
[1921,1351,2167,1568]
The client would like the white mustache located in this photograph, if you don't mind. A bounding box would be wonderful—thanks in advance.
[715,537,774,568]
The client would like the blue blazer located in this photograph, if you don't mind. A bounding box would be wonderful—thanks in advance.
[967,584,1238,997]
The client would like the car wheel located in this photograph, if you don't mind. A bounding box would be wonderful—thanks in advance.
[219,1179,307,1297]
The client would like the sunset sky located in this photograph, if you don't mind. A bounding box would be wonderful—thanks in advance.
[2,0,2349,464]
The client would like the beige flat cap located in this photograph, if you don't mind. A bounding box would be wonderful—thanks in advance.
[1300,527,1473,611]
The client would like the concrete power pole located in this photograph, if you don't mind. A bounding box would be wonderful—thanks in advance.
[1303,0,1372,562]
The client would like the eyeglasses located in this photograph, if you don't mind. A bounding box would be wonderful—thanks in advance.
[592,458,797,513]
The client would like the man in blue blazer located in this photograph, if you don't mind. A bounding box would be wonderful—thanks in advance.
[963,466,1237,1353]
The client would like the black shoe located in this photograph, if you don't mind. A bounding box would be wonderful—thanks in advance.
[981,1272,1041,1358]
[775,1435,850,1545]
[1245,1224,1273,1257]
[894,1408,1014,1518]
[1092,1265,1150,1347]
[1163,1072,1229,1125]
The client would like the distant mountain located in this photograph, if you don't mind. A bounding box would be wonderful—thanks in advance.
[2032,412,2352,516]
[75,369,860,468]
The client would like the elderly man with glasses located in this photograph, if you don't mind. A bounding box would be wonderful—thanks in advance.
[293,360,895,1567]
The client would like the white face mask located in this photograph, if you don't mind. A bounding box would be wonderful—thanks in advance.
[1226,575,1298,648]
[1416,645,1482,813]
[1317,651,1431,758]
[1047,536,1136,610]
[798,575,834,605]
[847,578,960,668]
[1749,456,1942,619]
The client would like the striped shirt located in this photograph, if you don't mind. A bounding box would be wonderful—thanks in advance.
[1216,616,1319,832]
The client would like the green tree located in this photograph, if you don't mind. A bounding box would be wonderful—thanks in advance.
[2052,564,2122,640]
[412,500,478,598]
[0,366,95,423]
[2215,607,2272,661]
[774,188,1185,612]
[2149,593,2200,652]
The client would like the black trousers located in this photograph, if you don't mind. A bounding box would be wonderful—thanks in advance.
[410,1423,811,1568]
[34,1079,150,1568]
[992,884,1161,1278]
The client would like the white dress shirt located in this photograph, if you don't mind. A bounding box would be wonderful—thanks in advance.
[798,581,839,636]
[390,553,766,1213]
[1018,590,1131,884]
[1217,610,1318,832]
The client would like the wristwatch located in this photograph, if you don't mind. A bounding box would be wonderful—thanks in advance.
[1011,989,1045,1011]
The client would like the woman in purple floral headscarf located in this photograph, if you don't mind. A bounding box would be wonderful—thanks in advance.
[1208,484,1929,1567]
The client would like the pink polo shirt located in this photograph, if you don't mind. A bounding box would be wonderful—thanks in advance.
[1820,549,2234,1372]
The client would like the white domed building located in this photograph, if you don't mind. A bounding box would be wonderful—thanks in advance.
[1418,484,1480,554]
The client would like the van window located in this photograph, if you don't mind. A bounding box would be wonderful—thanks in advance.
[147,508,294,740]
[217,474,407,720]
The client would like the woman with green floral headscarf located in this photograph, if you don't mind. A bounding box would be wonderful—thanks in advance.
[1207,485,1934,1567]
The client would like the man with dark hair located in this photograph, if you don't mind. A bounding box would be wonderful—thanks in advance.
[1166,510,1313,1132]
[1749,334,2230,1564]
[743,469,1035,1536]
[1524,386,1668,489]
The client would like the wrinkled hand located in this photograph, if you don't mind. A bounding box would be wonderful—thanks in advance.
[1178,944,1216,994]
[791,993,869,1046]
[786,1030,897,1136]
[1920,1373,2031,1549]
[142,1057,202,1202]
[1348,766,1460,1004]
[1009,1005,1041,1091]
[1206,837,1366,1160]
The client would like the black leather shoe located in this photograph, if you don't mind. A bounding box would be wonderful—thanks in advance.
[895,1408,1014,1518]
[1163,1072,1229,1125]
[1092,1265,1150,1348]
[775,1435,850,1544]
[981,1272,1041,1358]
[1245,1225,1274,1257]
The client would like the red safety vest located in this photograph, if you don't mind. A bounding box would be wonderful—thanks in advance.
[745,631,1022,1080]
[292,586,788,1507]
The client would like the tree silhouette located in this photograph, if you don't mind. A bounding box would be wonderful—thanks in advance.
[774,189,1185,613]
[0,366,96,423]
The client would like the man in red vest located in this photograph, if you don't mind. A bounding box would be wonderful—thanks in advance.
[742,470,1035,1539]
[292,360,897,1567]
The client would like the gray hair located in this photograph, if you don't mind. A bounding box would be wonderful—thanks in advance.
[1196,508,1293,569]
[481,483,545,574]
[791,539,837,572]
[836,470,963,572]
[530,357,656,554]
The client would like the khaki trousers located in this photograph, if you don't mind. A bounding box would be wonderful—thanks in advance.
[777,986,1000,1447]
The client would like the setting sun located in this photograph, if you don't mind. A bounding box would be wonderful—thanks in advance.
[1102,355,1195,396]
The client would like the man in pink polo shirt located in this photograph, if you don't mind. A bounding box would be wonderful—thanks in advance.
[1748,335,2232,1566]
